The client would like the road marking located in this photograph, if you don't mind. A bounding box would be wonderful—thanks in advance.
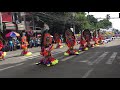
[57,55,65,60]
[61,56,76,61]
[78,60,88,62]
[0,63,24,71]
[89,52,109,65]
[82,68,94,78]
[117,56,120,59]
[87,52,100,65]
[61,51,85,61]
[106,52,117,64]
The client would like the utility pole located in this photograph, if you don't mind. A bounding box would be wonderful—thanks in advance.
[72,12,75,34]
[23,12,26,31]
[0,12,3,33]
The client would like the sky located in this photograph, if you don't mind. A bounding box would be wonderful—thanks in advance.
[85,12,120,30]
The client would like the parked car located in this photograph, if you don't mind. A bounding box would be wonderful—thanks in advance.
[102,39,108,44]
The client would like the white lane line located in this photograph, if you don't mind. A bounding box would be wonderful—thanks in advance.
[82,68,94,78]
[106,52,117,64]
[87,52,100,65]
[77,52,99,63]
[61,52,85,61]
[56,55,65,60]
[61,56,76,61]
[89,52,109,65]
[78,60,88,62]
[0,63,24,71]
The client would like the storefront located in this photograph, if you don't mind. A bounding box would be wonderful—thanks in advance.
[5,22,16,30]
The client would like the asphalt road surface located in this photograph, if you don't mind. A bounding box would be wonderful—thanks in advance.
[0,39,120,78]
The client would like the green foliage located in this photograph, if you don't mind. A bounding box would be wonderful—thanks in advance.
[97,19,112,29]
[74,13,112,30]
[32,12,112,33]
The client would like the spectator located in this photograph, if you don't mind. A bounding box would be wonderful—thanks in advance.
[37,37,41,47]
[8,38,14,51]
[16,39,21,49]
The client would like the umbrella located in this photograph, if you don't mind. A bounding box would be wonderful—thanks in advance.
[5,31,20,38]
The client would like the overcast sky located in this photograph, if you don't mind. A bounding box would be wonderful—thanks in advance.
[85,12,120,30]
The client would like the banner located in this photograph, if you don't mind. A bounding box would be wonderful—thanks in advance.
[1,12,12,22]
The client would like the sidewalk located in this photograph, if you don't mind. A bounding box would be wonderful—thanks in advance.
[5,43,66,58]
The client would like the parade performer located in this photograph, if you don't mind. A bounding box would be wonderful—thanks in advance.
[54,33,63,48]
[93,30,100,46]
[64,28,79,56]
[21,34,32,56]
[36,30,59,67]
[98,31,104,45]
[79,35,88,51]
[0,40,6,60]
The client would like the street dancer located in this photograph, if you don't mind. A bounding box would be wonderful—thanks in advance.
[79,35,88,51]
[64,28,79,56]
[93,30,100,46]
[21,33,32,56]
[0,40,6,60]
[36,30,59,67]
[54,33,63,48]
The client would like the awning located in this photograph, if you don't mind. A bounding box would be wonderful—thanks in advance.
[18,23,25,30]
[5,22,16,30]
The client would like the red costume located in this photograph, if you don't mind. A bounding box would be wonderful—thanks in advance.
[79,36,88,51]
[83,29,94,48]
[36,30,59,67]
[54,33,63,48]
[98,32,104,45]
[64,29,79,56]
[0,40,6,60]
[93,30,100,46]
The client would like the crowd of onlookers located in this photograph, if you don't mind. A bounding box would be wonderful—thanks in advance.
[2,36,41,52]
[1,33,65,52]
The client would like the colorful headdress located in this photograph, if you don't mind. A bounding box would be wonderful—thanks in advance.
[41,30,53,48]
[65,29,76,48]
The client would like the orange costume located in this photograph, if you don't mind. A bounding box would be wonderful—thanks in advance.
[21,35,32,56]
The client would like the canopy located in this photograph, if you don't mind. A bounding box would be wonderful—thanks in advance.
[5,31,20,38]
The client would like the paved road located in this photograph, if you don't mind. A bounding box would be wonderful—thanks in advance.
[0,39,120,78]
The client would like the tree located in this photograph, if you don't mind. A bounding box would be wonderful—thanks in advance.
[97,19,112,29]
[74,12,91,30]
[87,15,98,30]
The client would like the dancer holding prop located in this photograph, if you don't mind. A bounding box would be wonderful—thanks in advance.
[79,35,88,51]
[93,30,100,46]
[36,30,58,67]
[64,28,79,56]
[21,33,32,56]
[54,33,63,48]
